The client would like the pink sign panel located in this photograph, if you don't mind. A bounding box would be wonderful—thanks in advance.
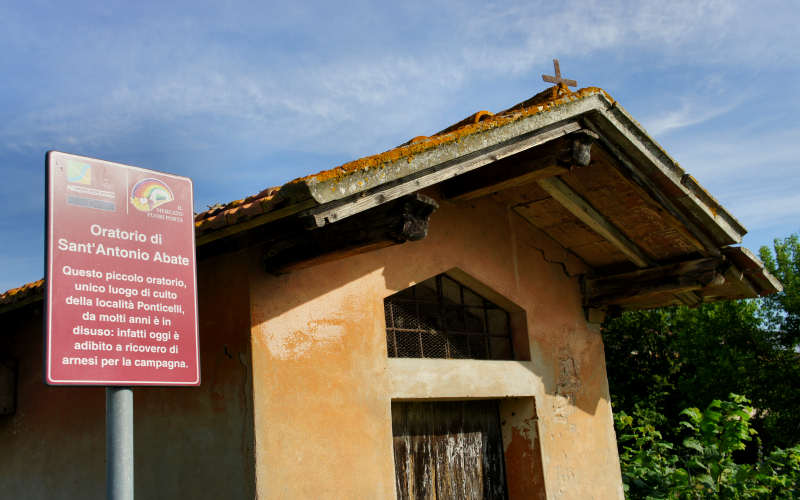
[45,151,200,385]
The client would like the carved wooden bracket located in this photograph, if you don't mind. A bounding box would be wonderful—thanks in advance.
[440,128,599,202]
[263,193,438,274]
[565,129,599,167]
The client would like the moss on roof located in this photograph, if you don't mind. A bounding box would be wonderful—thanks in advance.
[5,85,610,307]
[193,85,609,236]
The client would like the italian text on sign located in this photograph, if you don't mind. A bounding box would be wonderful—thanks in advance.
[45,151,200,385]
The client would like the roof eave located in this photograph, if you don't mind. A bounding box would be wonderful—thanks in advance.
[278,92,747,249]
[4,88,766,313]
[585,100,746,247]
[723,246,783,296]
[297,96,604,207]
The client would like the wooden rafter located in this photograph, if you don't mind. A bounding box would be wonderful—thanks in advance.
[303,121,582,228]
[441,138,568,201]
[447,164,567,201]
[537,176,653,268]
[675,291,704,307]
[583,257,725,307]
[263,193,439,274]
[723,266,759,298]
[442,130,598,201]
[581,117,725,255]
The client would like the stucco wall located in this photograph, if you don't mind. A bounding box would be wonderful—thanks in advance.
[0,251,255,499]
[249,194,624,499]
[2,190,625,499]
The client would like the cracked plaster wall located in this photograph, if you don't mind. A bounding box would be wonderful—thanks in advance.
[248,193,623,499]
[0,252,255,499]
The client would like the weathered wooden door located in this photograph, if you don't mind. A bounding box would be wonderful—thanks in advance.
[392,400,508,499]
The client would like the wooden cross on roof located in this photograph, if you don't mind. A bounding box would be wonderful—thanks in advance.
[542,59,577,89]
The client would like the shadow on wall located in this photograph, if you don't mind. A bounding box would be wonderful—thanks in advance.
[0,248,256,500]
[250,195,609,419]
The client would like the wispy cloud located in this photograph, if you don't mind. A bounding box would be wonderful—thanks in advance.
[1,0,800,288]
[668,125,800,181]
[660,122,800,247]
[728,191,800,229]
[643,97,742,136]
[4,1,793,160]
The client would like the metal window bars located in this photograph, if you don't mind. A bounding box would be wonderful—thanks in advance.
[384,274,514,360]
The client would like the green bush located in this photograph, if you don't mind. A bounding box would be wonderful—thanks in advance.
[604,235,800,453]
[616,395,800,499]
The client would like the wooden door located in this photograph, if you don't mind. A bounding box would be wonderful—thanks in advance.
[392,400,508,499]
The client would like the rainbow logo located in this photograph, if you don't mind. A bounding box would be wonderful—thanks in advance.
[130,178,174,212]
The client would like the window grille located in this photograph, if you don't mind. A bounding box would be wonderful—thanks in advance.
[384,274,514,360]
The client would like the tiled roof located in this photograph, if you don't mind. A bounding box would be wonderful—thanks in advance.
[0,279,44,312]
[1,85,611,311]
[193,186,282,236]
[193,85,610,237]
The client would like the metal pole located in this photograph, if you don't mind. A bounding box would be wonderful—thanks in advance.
[106,387,134,500]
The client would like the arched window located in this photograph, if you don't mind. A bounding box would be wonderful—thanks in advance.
[384,274,514,360]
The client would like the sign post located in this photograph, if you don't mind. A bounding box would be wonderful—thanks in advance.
[45,151,200,498]
[106,387,134,500]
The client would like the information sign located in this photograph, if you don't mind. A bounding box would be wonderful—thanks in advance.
[45,151,200,385]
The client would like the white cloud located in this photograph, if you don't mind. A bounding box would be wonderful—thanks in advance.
[660,123,800,242]
[726,190,800,229]
[451,0,760,74]
[2,0,800,289]
[669,126,800,181]
[643,97,741,136]
[3,0,798,162]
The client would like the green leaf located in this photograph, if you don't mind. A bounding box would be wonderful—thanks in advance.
[680,407,702,423]
[695,474,715,491]
[683,438,704,454]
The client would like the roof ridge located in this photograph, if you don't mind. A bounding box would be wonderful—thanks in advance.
[3,86,612,308]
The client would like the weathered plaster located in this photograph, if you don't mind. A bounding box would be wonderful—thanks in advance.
[388,359,542,400]
[1,187,624,499]
[501,398,547,500]
[249,193,623,499]
[0,251,255,499]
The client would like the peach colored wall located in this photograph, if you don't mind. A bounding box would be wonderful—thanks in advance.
[0,251,255,499]
[249,194,624,499]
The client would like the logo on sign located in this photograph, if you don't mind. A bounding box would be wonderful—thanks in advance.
[67,160,92,185]
[130,178,174,212]
[61,159,116,212]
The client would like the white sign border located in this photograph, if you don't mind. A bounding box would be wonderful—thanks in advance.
[45,151,201,386]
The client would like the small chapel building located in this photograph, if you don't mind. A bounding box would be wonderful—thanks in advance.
[0,84,781,499]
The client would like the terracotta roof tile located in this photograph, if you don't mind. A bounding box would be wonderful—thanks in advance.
[189,86,607,237]
[237,200,265,219]
[3,85,607,307]
[0,279,44,310]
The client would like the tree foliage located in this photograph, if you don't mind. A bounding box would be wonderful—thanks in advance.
[604,301,800,452]
[759,235,800,351]
[604,234,800,497]
[616,395,800,499]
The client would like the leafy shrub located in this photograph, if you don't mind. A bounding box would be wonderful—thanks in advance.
[604,235,800,453]
[616,395,800,499]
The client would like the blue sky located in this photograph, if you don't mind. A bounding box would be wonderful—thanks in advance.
[2,0,799,292]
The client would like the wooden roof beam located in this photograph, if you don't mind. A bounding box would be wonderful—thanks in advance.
[263,193,438,275]
[582,116,727,254]
[302,121,583,228]
[584,257,725,307]
[537,176,653,268]
[723,265,760,298]
[675,291,704,307]
[445,163,567,201]
[442,130,598,201]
